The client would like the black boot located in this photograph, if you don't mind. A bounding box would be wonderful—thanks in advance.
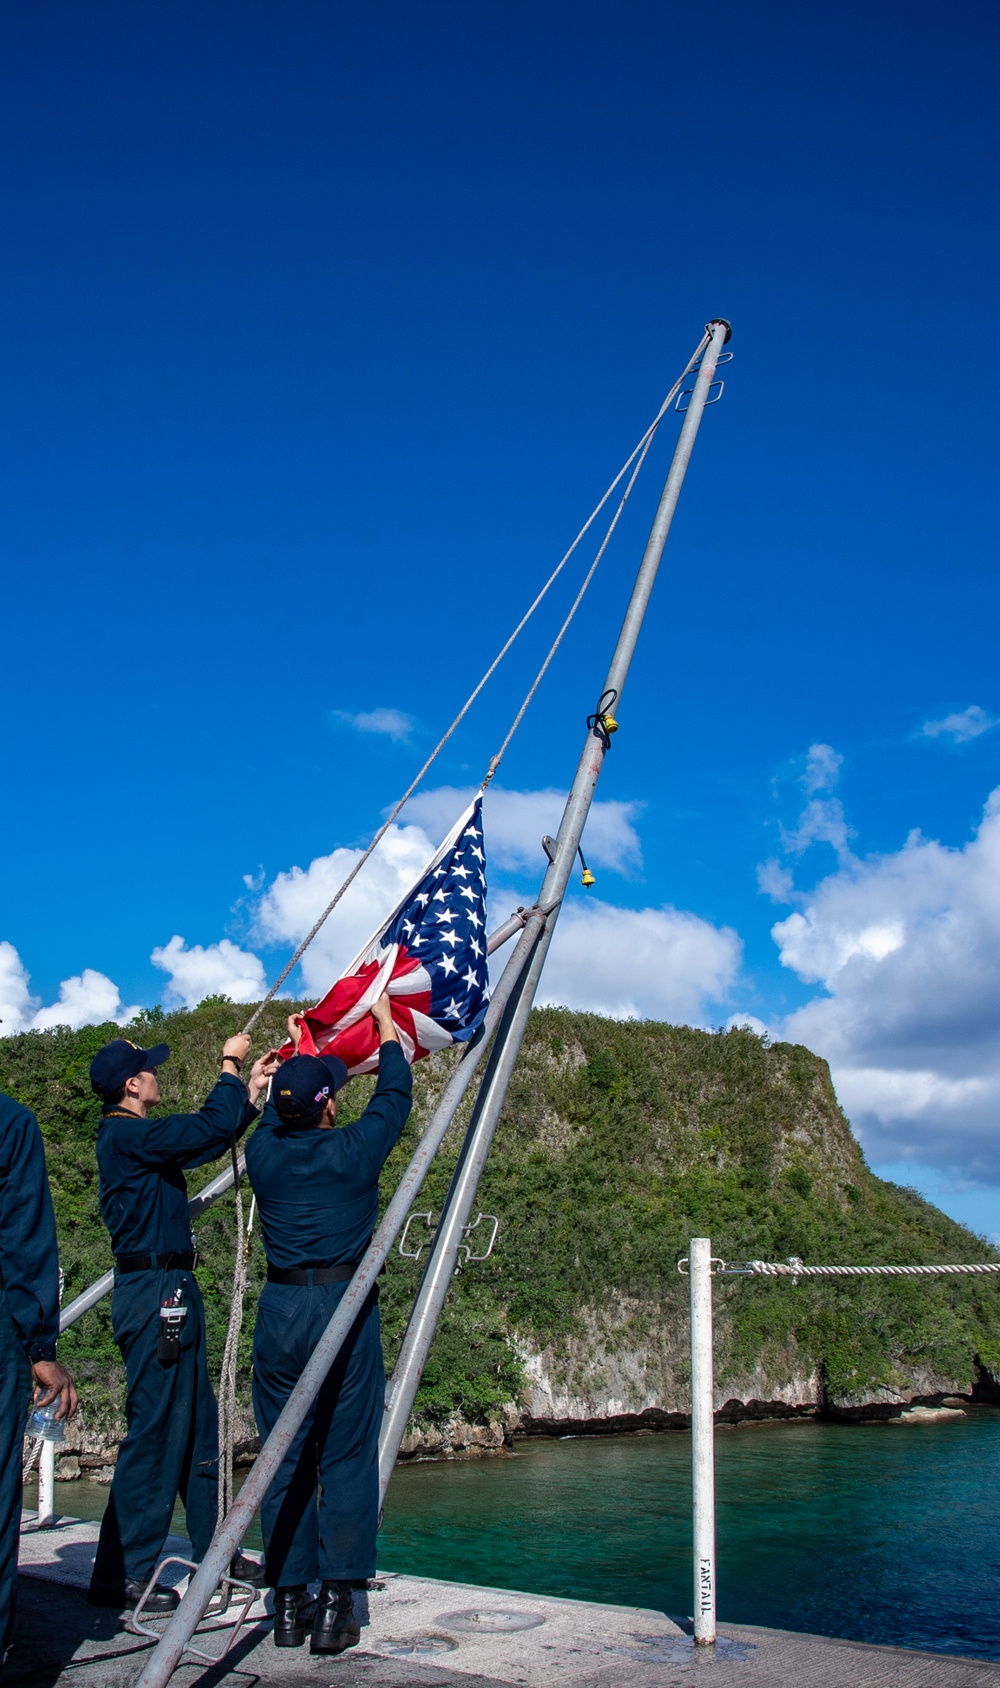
[88,1577,179,1612]
[273,1585,316,1648]
[230,1551,268,1589]
[310,1580,361,1655]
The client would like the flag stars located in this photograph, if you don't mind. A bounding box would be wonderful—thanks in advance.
[441,929,461,948]
[438,954,458,976]
[459,885,476,903]
[470,844,485,863]
[461,966,479,990]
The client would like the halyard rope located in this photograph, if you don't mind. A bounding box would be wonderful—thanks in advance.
[217,1166,256,1530]
[481,391,666,785]
[220,338,709,1523]
[240,330,709,1035]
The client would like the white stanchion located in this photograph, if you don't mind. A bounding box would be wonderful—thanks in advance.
[689,1237,716,1644]
[37,1438,56,1528]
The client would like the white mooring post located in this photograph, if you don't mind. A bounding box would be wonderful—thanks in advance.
[37,1438,55,1528]
[689,1236,716,1644]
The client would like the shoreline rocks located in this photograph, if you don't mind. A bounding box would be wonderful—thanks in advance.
[43,1379,994,1485]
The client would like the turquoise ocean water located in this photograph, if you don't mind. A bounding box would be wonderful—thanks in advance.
[28,1412,1000,1659]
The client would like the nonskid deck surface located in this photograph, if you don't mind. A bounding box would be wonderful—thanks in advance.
[14,1515,1000,1688]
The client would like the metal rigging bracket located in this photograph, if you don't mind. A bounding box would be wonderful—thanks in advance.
[676,380,725,412]
[127,1557,258,1663]
[398,1211,435,1260]
[690,348,734,371]
[587,689,619,750]
[456,1212,500,1269]
[677,343,732,409]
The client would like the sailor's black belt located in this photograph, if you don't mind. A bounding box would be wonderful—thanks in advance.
[115,1251,195,1274]
[266,1261,360,1286]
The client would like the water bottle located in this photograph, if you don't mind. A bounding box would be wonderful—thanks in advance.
[27,1401,65,1444]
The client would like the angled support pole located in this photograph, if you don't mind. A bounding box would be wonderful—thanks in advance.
[131,910,548,1688]
[379,926,549,1492]
[378,318,733,1486]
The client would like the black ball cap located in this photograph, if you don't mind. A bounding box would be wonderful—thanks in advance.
[90,1038,170,1098]
[273,1052,349,1123]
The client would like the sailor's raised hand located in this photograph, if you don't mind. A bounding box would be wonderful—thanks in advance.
[221,1026,250,1066]
[371,991,399,1044]
[248,1048,282,1106]
[287,1013,306,1049]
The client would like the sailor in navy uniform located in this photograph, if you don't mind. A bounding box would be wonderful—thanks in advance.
[87,1033,278,1611]
[246,995,411,1653]
[0,1091,76,1674]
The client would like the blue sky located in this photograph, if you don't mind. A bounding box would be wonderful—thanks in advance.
[2,2,999,1231]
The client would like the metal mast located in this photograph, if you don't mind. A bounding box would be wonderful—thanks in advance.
[378,318,732,1486]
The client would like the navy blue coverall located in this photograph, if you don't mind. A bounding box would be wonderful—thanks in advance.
[246,1043,412,1588]
[0,1093,60,1665]
[91,1075,256,1591]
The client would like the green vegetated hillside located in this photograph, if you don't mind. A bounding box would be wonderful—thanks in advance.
[3,998,999,1439]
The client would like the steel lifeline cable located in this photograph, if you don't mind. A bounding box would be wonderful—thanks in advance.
[714,1259,1000,1279]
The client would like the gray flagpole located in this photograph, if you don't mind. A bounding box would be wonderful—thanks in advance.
[378,318,733,1488]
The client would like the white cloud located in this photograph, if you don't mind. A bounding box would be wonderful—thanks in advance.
[802,742,843,795]
[245,787,731,1026]
[780,797,855,863]
[536,899,741,1023]
[0,940,140,1035]
[757,858,798,905]
[921,705,997,744]
[253,822,440,998]
[726,1013,770,1038]
[767,743,855,873]
[404,785,643,877]
[330,706,416,742]
[772,785,1000,1180]
[0,942,36,1034]
[150,936,267,1010]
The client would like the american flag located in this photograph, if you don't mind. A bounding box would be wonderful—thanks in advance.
[286,799,491,1074]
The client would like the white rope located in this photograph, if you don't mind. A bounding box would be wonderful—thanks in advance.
[481,378,673,784]
[719,1259,1000,1279]
[21,1435,43,1484]
[241,330,709,1034]
[217,1164,255,1533]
